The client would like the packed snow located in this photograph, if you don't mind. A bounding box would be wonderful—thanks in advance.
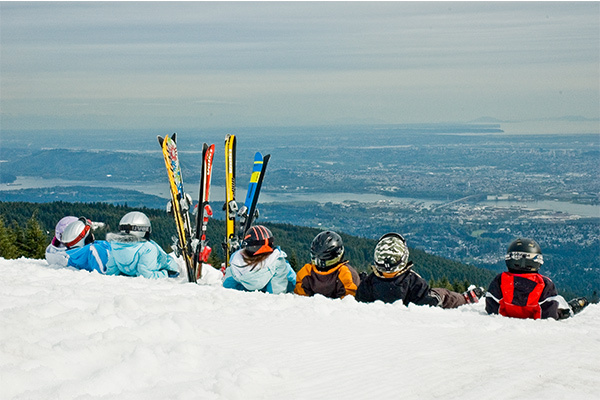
[1,258,598,400]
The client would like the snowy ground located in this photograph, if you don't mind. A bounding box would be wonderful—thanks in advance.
[1,258,599,400]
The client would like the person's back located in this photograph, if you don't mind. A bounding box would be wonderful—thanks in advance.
[223,225,296,294]
[57,217,111,274]
[486,238,575,320]
[105,211,178,279]
[295,231,360,298]
[357,268,436,305]
[486,270,559,319]
[356,233,483,308]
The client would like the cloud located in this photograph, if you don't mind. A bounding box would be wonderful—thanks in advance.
[1,2,598,129]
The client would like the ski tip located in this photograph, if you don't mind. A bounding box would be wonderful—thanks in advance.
[157,136,164,146]
[171,133,177,142]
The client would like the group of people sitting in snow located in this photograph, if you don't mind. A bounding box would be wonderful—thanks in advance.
[46,212,589,321]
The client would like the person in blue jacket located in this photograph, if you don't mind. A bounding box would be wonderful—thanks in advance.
[105,211,179,279]
[223,225,296,294]
[58,217,112,274]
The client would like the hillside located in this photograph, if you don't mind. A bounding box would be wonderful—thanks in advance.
[1,257,598,399]
[0,201,496,287]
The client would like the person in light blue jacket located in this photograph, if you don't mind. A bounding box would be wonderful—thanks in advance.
[223,225,296,294]
[57,217,112,274]
[105,211,179,279]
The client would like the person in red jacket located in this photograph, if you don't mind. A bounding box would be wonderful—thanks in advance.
[486,238,588,320]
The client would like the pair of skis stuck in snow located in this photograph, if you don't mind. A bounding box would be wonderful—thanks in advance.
[158,133,270,283]
[223,134,271,269]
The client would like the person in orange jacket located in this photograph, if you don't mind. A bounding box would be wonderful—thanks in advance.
[295,231,361,298]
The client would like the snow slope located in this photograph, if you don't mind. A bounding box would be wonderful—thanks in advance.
[1,258,598,400]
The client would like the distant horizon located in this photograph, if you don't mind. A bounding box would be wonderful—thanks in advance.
[1,116,598,133]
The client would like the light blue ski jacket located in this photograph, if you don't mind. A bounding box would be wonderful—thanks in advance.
[65,240,112,274]
[223,247,296,294]
[105,233,179,279]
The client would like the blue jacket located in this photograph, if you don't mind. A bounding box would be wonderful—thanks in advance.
[105,233,179,279]
[223,247,296,294]
[65,240,112,274]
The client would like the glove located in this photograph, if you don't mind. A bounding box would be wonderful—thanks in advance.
[568,297,589,315]
[463,286,485,304]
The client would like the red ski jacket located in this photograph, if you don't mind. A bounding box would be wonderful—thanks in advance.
[486,271,560,320]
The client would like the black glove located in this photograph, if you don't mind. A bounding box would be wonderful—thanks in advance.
[568,297,589,315]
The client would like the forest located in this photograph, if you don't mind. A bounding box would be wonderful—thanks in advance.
[0,201,497,292]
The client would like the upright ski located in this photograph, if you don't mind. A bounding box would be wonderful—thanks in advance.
[223,134,238,268]
[158,133,196,283]
[238,152,270,238]
[193,143,215,280]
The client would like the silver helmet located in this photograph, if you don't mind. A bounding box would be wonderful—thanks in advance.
[119,211,151,239]
[60,217,93,249]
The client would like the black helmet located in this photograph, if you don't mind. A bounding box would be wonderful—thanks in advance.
[311,231,344,270]
[505,238,544,272]
[242,225,274,256]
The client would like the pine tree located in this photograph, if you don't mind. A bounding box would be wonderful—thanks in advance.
[288,250,299,271]
[0,216,19,259]
[11,220,26,258]
[24,213,47,259]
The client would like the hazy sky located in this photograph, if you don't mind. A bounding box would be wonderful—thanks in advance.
[1,1,599,130]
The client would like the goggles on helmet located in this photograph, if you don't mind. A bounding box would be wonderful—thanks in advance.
[505,251,544,265]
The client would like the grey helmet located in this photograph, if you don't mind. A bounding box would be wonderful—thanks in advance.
[310,231,345,270]
[373,233,411,274]
[54,216,78,241]
[505,238,544,272]
[60,217,94,249]
[119,211,152,239]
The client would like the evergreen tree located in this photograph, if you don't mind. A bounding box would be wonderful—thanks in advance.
[11,220,26,258]
[0,216,19,259]
[288,250,299,271]
[24,213,47,259]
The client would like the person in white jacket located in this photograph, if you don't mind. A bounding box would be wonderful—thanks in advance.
[223,225,296,294]
[45,215,79,266]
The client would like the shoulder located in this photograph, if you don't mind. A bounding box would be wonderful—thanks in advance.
[338,262,360,280]
[92,240,112,250]
[230,250,247,268]
[273,247,287,259]
[539,273,558,295]
[296,263,315,279]
[407,269,427,284]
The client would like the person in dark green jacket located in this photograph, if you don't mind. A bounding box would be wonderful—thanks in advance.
[356,233,484,308]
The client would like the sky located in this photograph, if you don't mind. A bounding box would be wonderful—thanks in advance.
[1,1,599,130]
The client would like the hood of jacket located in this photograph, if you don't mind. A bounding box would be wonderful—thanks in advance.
[106,232,147,274]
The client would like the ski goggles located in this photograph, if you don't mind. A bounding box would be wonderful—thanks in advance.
[505,251,544,265]
[119,224,151,234]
